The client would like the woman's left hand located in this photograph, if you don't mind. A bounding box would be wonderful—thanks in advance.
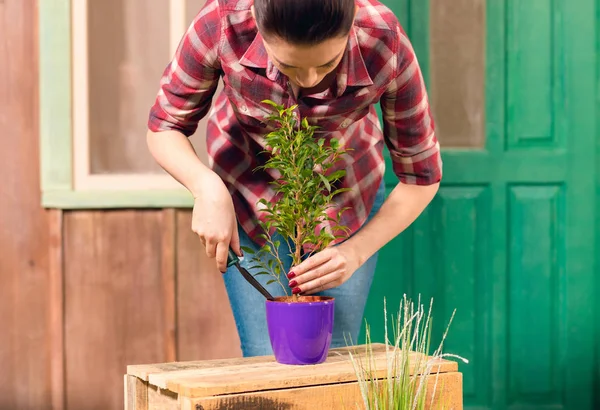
[287,244,360,295]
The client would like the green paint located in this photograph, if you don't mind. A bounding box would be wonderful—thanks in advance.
[366,0,598,408]
[596,0,600,407]
[42,189,194,209]
[39,0,72,192]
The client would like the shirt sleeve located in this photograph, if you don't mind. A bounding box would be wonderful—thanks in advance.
[380,24,442,185]
[147,0,222,137]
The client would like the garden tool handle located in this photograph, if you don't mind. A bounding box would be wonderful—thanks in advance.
[227,247,240,267]
[226,247,274,300]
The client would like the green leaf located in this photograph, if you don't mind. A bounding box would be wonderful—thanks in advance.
[317,172,331,192]
[328,170,346,181]
[266,279,277,285]
[262,99,282,109]
[241,246,255,254]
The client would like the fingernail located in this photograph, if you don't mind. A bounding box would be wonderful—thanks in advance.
[292,287,301,294]
[287,271,296,279]
[288,280,297,288]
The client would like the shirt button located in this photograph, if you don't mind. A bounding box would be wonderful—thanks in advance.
[241,105,248,113]
[341,119,352,128]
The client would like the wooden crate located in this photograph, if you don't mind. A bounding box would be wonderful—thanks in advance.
[125,343,463,409]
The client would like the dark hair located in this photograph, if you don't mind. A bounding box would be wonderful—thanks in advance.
[254,0,355,45]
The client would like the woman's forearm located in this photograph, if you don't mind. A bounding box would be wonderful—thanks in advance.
[146,130,215,197]
[341,181,440,266]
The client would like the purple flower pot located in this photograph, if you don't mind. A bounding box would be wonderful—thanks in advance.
[265,296,335,365]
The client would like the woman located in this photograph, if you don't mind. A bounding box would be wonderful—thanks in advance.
[147,0,441,357]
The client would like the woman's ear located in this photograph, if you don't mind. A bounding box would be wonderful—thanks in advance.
[251,5,256,20]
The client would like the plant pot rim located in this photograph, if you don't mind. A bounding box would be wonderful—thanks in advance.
[266,295,334,305]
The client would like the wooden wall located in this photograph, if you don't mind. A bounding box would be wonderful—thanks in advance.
[0,1,240,409]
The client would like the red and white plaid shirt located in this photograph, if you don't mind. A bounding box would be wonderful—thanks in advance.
[149,0,442,248]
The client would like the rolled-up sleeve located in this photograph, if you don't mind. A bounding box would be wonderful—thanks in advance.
[148,0,222,137]
[380,25,442,185]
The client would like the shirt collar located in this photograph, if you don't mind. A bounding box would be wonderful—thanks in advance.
[239,32,281,81]
[336,27,373,96]
[239,27,374,92]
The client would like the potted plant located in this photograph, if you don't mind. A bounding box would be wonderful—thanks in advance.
[243,100,350,365]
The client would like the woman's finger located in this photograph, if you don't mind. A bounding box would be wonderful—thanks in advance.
[289,249,333,278]
[215,241,229,273]
[289,259,337,287]
[293,270,344,295]
[205,238,217,259]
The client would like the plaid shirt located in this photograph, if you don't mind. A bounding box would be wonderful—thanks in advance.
[148,0,442,248]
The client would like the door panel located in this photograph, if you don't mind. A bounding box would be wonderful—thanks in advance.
[365,0,597,409]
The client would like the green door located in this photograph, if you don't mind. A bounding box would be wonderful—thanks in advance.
[364,0,598,409]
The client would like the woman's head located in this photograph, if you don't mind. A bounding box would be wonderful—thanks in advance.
[252,0,357,88]
[253,0,356,45]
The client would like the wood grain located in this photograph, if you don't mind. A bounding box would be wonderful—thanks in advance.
[125,375,149,410]
[0,0,53,408]
[185,372,463,410]
[63,210,172,410]
[175,210,241,361]
[48,210,65,410]
[162,209,177,362]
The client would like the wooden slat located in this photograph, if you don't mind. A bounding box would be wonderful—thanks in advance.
[162,209,178,362]
[0,0,53,408]
[175,210,241,361]
[148,383,179,410]
[48,209,65,410]
[181,371,463,410]
[63,210,174,410]
[125,375,149,410]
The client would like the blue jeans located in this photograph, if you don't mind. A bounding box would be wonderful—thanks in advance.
[223,182,386,357]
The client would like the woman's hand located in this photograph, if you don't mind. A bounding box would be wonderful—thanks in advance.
[286,244,361,295]
[191,173,241,272]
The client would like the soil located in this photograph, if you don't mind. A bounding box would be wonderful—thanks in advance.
[271,295,334,303]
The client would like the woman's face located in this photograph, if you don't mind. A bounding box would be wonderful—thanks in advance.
[262,35,348,89]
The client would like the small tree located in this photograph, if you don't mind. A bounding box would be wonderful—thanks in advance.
[242,100,351,301]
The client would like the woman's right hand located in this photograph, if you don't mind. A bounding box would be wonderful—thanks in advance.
[191,173,241,273]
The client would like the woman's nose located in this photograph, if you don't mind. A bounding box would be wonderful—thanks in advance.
[295,69,319,88]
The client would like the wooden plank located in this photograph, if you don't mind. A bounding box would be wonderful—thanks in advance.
[148,384,179,410]
[162,209,178,362]
[48,210,65,410]
[175,210,241,361]
[125,375,149,410]
[0,0,53,408]
[64,210,174,409]
[129,354,283,381]
[180,371,463,410]
[174,356,456,398]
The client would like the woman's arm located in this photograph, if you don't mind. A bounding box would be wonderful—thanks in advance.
[146,0,241,271]
[146,130,212,198]
[147,129,241,272]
